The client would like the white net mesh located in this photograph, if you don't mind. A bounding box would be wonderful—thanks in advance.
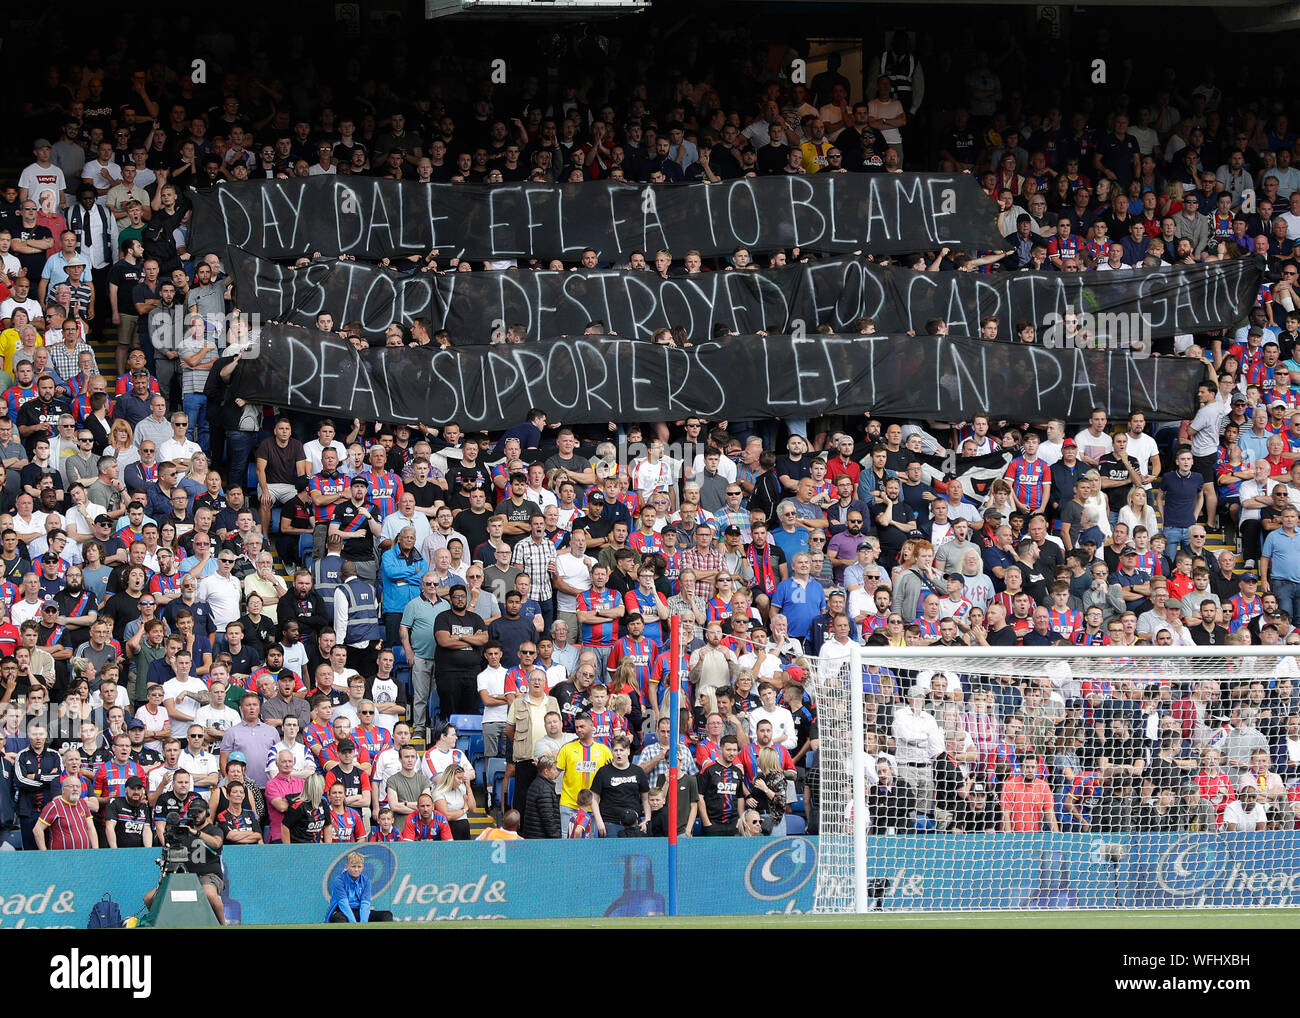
[805,646,1300,913]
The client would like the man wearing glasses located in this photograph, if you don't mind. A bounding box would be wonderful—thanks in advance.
[62,432,99,488]
[46,414,79,463]
[10,198,54,282]
[177,724,221,789]
[713,486,750,538]
[400,575,447,740]
[159,412,201,475]
[123,440,161,496]
[197,548,243,634]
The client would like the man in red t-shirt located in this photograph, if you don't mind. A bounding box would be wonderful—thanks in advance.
[34,775,98,849]
[1000,772,1058,832]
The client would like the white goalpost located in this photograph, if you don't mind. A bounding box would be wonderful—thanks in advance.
[805,644,1300,914]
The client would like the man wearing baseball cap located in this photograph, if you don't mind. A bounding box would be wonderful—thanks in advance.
[328,475,382,583]
[104,774,153,849]
[1229,573,1263,629]
[1223,778,1268,831]
[1049,436,1083,518]
[1113,544,1152,614]
[19,137,67,211]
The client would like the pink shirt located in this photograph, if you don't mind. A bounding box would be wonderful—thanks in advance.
[265,774,305,842]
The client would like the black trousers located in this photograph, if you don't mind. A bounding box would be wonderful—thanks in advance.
[1241,519,1262,564]
[345,642,380,677]
[436,669,480,719]
[512,760,538,819]
[329,906,393,923]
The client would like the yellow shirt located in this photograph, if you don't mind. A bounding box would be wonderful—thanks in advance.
[555,739,612,809]
[801,140,832,173]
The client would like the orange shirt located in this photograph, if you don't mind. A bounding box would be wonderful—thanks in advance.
[1001,776,1054,832]
[476,827,524,841]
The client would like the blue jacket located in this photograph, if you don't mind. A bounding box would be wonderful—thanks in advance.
[381,546,427,616]
[326,869,373,923]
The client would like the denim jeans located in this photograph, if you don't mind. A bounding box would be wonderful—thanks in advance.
[183,392,209,452]
[225,430,259,490]
[1162,526,1190,554]
[1273,577,1300,623]
[587,645,612,674]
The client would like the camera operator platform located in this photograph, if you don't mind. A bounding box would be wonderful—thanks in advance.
[140,803,225,927]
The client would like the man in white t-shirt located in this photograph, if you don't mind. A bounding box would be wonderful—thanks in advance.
[147,737,184,802]
[1281,192,1300,242]
[371,720,413,801]
[553,530,594,632]
[818,84,852,143]
[866,76,906,154]
[1222,780,1269,831]
[0,275,42,326]
[691,447,737,484]
[746,680,798,751]
[194,675,240,741]
[158,412,202,474]
[523,462,559,510]
[198,551,243,632]
[0,232,22,281]
[737,625,784,681]
[162,658,211,724]
[302,420,348,475]
[1037,419,1066,467]
[19,139,68,208]
[176,723,221,788]
[1073,408,1114,468]
[1123,412,1161,488]
[477,643,510,760]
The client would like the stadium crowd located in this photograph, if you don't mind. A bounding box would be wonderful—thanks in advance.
[5,11,1300,859]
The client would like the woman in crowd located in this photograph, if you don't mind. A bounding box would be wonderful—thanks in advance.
[430,764,476,840]
[107,418,139,469]
[1118,486,1159,538]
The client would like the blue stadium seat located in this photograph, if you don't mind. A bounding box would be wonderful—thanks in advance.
[786,814,807,836]
[455,733,484,764]
[485,758,506,807]
[450,714,483,732]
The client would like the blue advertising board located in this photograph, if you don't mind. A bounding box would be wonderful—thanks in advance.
[3,833,1300,927]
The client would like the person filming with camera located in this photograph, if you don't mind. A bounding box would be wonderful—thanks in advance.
[143,800,226,925]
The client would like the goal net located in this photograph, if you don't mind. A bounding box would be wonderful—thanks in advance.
[804,645,1300,913]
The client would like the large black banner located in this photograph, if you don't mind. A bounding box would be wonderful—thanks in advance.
[229,325,1204,430]
[231,248,1263,344]
[192,174,1005,262]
